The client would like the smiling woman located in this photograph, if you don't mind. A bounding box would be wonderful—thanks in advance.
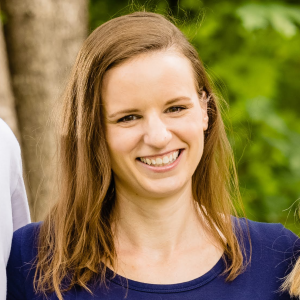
[103,52,208,198]
[6,12,300,300]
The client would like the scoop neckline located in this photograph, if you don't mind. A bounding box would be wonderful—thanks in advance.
[105,255,225,293]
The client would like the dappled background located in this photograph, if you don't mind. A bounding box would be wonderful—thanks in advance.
[1,0,299,232]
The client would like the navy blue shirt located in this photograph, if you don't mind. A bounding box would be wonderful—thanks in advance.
[6,220,300,299]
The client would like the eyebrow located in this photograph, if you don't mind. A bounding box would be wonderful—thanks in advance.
[107,96,192,119]
[107,108,141,119]
[165,96,191,106]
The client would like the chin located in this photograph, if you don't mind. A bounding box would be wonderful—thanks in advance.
[139,177,189,198]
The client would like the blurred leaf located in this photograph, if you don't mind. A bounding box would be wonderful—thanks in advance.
[236,4,269,31]
[237,4,300,37]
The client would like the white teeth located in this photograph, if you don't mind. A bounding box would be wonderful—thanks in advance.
[172,151,179,162]
[156,158,163,165]
[139,150,181,167]
[162,156,169,164]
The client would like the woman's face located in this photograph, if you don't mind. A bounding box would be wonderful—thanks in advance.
[102,51,208,199]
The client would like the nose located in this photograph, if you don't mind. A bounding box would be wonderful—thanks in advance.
[143,114,172,149]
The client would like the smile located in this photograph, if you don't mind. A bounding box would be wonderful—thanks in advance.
[138,150,181,167]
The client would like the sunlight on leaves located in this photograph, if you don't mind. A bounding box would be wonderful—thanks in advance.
[237,4,300,38]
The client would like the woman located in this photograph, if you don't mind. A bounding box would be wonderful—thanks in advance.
[7,12,300,300]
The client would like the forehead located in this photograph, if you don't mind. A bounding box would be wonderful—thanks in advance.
[102,51,198,111]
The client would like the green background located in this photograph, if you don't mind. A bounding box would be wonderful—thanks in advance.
[89,0,300,233]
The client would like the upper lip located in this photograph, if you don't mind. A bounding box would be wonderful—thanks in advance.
[137,149,182,159]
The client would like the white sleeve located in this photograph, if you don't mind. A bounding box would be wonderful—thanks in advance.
[0,119,30,300]
[11,155,31,232]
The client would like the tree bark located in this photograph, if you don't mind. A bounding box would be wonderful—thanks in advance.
[0,16,19,140]
[1,0,88,221]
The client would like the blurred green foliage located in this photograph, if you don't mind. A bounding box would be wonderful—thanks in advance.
[89,0,300,233]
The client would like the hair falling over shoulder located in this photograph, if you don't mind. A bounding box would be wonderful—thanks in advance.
[281,246,300,297]
[34,12,250,300]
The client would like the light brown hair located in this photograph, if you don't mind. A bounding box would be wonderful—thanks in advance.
[281,257,300,297]
[34,11,249,300]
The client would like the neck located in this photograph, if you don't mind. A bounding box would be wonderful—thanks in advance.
[112,182,209,258]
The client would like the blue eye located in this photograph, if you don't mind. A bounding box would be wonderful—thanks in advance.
[117,115,139,123]
[166,106,186,113]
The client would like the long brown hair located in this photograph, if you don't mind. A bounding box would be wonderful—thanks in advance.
[34,11,249,300]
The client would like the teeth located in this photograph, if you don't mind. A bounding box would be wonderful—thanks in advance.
[162,156,169,164]
[139,150,180,167]
[156,158,163,165]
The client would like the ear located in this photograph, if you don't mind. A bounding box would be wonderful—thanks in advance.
[200,91,209,131]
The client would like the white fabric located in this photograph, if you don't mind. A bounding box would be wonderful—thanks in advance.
[0,118,31,300]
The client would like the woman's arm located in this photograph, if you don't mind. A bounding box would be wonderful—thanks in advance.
[0,119,30,300]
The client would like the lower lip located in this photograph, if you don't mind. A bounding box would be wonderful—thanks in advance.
[137,150,184,173]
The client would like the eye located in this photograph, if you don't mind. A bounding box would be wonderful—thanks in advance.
[165,106,186,113]
[117,115,140,123]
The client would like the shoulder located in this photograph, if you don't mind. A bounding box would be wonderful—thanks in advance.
[7,223,41,299]
[9,222,41,268]
[237,218,300,272]
[239,218,299,250]
[13,222,41,249]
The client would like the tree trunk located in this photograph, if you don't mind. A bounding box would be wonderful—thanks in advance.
[1,0,88,221]
[0,16,19,140]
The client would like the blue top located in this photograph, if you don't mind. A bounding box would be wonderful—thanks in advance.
[7,220,300,300]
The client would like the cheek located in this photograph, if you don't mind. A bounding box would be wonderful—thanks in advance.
[183,125,204,155]
[176,111,205,142]
[106,125,141,159]
[177,113,205,165]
